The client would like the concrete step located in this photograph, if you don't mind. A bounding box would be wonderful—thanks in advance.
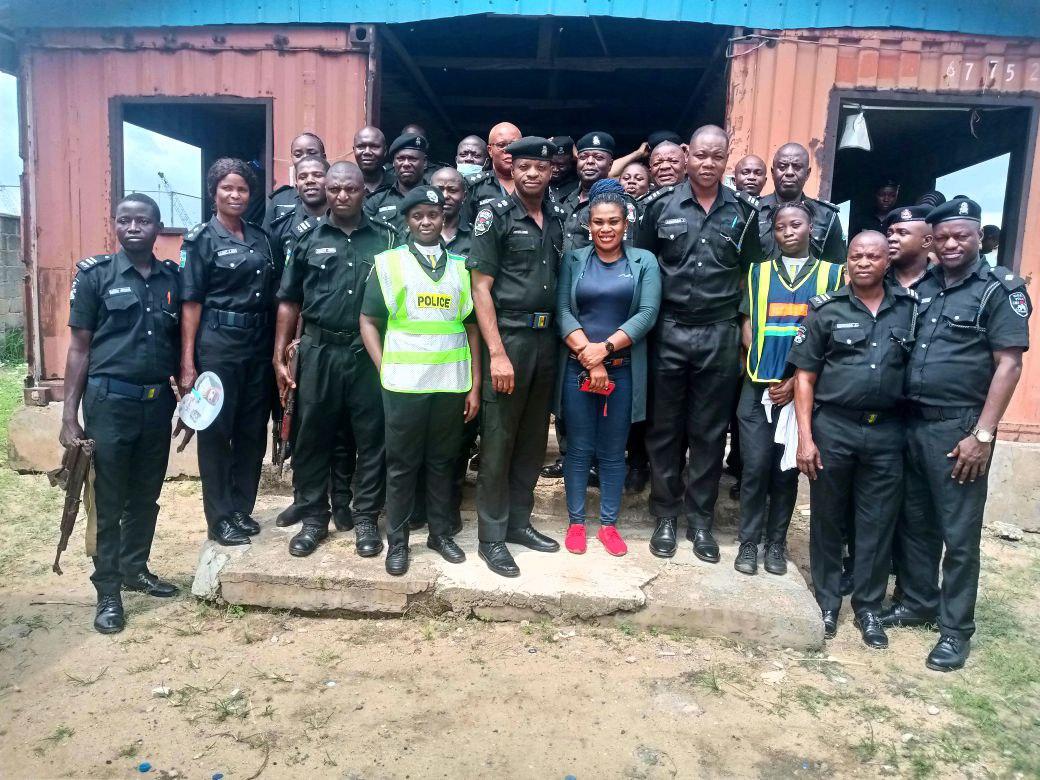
[193,510,823,651]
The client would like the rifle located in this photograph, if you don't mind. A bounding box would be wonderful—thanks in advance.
[47,438,96,575]
[273,336,301,474]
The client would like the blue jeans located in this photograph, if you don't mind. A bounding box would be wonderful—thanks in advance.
[562,358,633,525]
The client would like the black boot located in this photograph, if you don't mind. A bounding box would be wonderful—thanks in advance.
[232,511,260,536]
[428,535,466,563]
[289,525,328,557]
[649,517,677,558]
[854,611,889,649]
[208,518,250,546]
[385,543,410,576]
[94,594,125,634]
[354,520,384,558]
[926,635,970,672]
[822,609,840,639]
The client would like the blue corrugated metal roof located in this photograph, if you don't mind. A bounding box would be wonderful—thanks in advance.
[0,0,1037,39]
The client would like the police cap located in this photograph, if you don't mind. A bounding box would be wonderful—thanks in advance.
[647,130,682,149]
[576,131,615,155]
[927,197,982,225]
[551,136,574,156]
[398,185,445,215]
[883,204,932,230]
[505,136,558,161]
[388,133,429,159]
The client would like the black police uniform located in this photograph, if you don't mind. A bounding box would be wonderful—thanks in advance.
[263,185,300,235]
[365,134,432,231]
[468,191,567,543]
[788,282,918,617]
[181,217,278,534]
[549,136,580,201]
[900,257,1031,640]
[636,181,762,539]
[277,212,397,532]
[757,193,847,262]
[69,251,180,597]
[462,169,512,227]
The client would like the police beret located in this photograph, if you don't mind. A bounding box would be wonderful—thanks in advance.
[927,197,982,225]
[550,136,574,155]
[398,185,444,215]
[647,130,681,149]
[388,133,429,158]
[505,136,558,161]
[576,132,615,155]
[883,204,932,229]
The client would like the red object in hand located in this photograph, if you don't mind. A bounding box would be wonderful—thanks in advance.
[579,377,616,396]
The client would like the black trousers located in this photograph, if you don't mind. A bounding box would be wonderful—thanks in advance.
[196,330,272,529]
[647,318,741,530]
[899,413,988,640]
[384,390,466,545]
[477,328,556,542]
[83,381,174,597]
[292,335,384,529]
[725,374,743,477]
[736,379,799,545]
[626,421,648,470]
[809,407,903,614]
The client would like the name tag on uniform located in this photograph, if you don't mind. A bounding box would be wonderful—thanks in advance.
[108,287,132,295]
[216,248,239,257]
[314,247,336,255]
[416,293,453,310]
[920,297,932,304]
[511,229,530,236]
[835,322,860,329]
[662,218,687,226]
[379,205,397,213]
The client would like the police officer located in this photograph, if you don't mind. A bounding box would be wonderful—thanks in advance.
[636,125,762,562]
[274,162,396,558]
[733,155,767,198]
[456,135,489,175]
[61,194,183,634]
[789,231,918,648]
[468,137,568,577]
[549,136,579,199]
[884,205,933,290]
[560,133,636,251]
[648,141,686,190]
[364,133,431,230]
[264,132,326,232]
[757,143,846,262]
[268,155,329,258]
[463,122,522,225]
[181,158,277,547]
[359,185,481,575]
[354,126,392,194]
[889,198,1031,671]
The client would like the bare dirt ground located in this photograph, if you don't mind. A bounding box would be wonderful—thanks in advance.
[0,369,1037,779]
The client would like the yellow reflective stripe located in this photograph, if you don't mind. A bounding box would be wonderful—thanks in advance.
[382,346,471,365]
[748,262,771,381]
[386,319,465,334]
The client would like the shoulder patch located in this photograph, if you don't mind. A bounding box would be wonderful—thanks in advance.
[76,256,100,272]
[809,293,834,309]
[464,170,490,186]
[793,324,807,345]
[1008,290,1030,318]
[992,266,1026,291]
[182,222,205,242]
[735,189,760,210]
[490,198,513,216]
[643,185,675,205]
[473,208,494,237]
[894,285,919,300]
[294,216,323,237]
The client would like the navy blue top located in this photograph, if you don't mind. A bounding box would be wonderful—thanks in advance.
[576,252,636,348]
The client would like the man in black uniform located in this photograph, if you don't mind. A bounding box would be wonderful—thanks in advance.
[456,135,489,172]
[61,194,183,633]
[354,126,391,194]
[468,137,568,577]
[636,125,762,562]
[648,142,687,191]
[264,132,326,232]
[889,198,1030,671]
[757,143,846,261]
[364,133,430,230]
[789,231,918,648]
[463,122,522,225]
[274,162,397,558]
[549,136,579,199]
[733,155,767,198]
[884,205,933,290]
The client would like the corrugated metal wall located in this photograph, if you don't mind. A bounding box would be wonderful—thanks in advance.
[726,28,1040,436]
[20,26,371,382]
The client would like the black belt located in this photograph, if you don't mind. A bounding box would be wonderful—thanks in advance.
[205,308,270,329]
[303,322,357,346]
[906,404,980,422]
[89,376,169,401]
[661,309,734,327]
[498,310,553,330]
[817,403,896,425]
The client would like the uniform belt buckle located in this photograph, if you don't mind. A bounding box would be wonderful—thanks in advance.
[532,313,549,329]
[146,387,157,400]
[865,412,878,425]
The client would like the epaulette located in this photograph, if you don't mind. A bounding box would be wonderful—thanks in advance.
[182,222,205,242]
[894,285,919,300]
[551,203,566,218]
[809,292,835,309]
[464,170,492,187]
[76,254,111,272]
[490,198,513,215]
[294,215,324,237]
[270,207,296,228]
[642,185,675,207]
[735,189,761,211]
[812,197,839,212]
[988,265,1026,291]
[267,184,293,200]
[161,258,179,271]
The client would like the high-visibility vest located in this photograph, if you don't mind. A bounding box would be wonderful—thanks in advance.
[374,245,473,393]
[746,257,845,383]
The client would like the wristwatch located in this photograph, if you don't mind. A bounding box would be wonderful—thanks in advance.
[971,425,995,444]
[604,339,616,355]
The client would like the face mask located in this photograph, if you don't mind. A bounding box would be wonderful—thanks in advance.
[456,163,483,177]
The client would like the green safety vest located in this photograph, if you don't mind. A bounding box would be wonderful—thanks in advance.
[374,246,473,393]
[746,257,845,382]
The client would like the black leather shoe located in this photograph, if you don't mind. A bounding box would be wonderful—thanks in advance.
[734,540,758,575]
[385,543,409,576]
[123,571,179,598]
[854,611,889,649]
[879,602,937,629]
[649,517,677,558]
[728,480,741,501]
[289,525,328,557]
[690,529,720,563]
[428,535,466,563]
[624,465,649,494]
[764,542,787,575]
[276,504,301,527]
[208,518,251,546]
[94,594,125,634]
[232,511,260,536]
[479,542,520,577]
[505,525,560,552]
[354,521,384,558]
[539,460,564,479]
[332,506,354,532]
[926,635,970,672]
[822,609,839,639]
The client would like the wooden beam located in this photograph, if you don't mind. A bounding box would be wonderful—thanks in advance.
[380,26,459,139]
[411,56,710,72]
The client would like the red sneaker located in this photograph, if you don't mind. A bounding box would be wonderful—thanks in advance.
[565,523,587,554]
[597,525,628,557]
